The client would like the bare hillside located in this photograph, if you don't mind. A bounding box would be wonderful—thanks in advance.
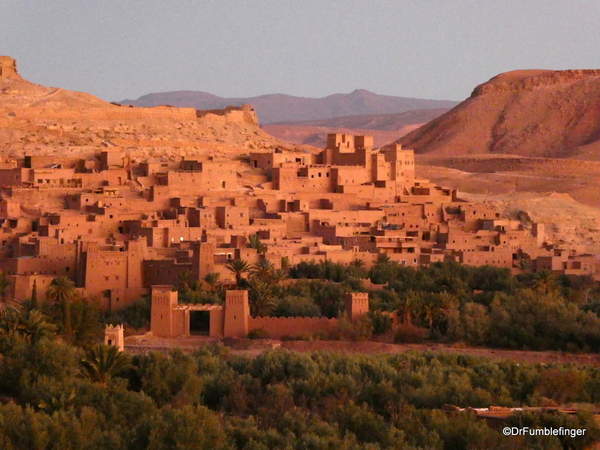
[398,69,600,159]
[0,57,313,160]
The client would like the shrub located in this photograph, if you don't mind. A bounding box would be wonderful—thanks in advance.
[394,323,427,343]
[247,328,270,339]
[337,316,374,342]
[368,310,393,335]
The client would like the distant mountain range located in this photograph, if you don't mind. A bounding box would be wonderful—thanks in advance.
[262,109,449,148]
[120,89,459,124]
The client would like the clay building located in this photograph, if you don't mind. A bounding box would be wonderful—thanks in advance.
[0,131,592,308]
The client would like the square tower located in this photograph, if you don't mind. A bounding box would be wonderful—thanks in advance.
[0,56,18,78]
[224,290,250,337]
[150,285,178,337]
[104,324,125,351]
[345,292,369,321]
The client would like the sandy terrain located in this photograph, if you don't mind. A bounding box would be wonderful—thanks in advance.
[0,68,314,160]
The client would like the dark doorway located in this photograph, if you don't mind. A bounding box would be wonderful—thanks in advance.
[190,311,210,335]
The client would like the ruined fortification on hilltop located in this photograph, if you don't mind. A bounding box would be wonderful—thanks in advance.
[0,56,19,78]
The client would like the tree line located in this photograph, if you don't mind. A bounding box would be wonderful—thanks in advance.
[0,312,599,449]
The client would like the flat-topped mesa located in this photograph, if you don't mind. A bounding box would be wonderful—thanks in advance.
[471,69,600,98]
[0,56,20,79]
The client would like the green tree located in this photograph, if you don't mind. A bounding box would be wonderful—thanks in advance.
[68,299,103,346]
[247,234,268,254]
[419,292,453,331]
[28,280,39,311]
[270,268,289,285]
[532,270,558,294]
[80,344,131,386]
[0,270,10,302]
[397,291,422,325]
[177,270,192,291]
[0,307,56,346]
[249,259,275,282]
[247,278,276,317]
[46,277,77,339]
[225,259,251,287]
[274,295,321,318]
[147,405,229,450]
[349,259,368,278]
[203,272,221,292]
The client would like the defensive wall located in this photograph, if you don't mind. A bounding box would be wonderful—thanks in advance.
[150,286,369,339]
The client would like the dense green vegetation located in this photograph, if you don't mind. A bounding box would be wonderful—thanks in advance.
[1,262,600,449]
[288,260,600,351]
[113,259,600,352]
[0,306,599,450]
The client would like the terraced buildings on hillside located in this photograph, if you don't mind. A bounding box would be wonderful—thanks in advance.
[0,133,595,310]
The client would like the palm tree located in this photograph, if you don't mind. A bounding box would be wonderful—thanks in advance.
[247,234,268,254]
[22,309,57,344]
[247,278,276,317]
[202,272,221,292]
[419,293,451,330]
[349,258,367,278]
[532,270,557,294]
[46,276,77,338]
[0,270,10,302]
[350,258,365,269]
[518,258,531,272]
[177,270,192,291]
[80,344,131,386]
[397,291,421,325]
[30,279,38,310]
[376,253,391,265]
[249,259,275,282]
[39,389,77,413]
[225,259,251,287]
[270,268,289,285]
[0,307,56,345]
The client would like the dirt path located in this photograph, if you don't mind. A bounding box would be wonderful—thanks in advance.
[124,335,600,367]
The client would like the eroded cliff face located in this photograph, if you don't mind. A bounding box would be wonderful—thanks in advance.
[0,57,307,159]
[398,69,600,159]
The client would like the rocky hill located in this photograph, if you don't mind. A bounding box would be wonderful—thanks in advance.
[398,69,600,159]
[0,57,312,160]
[121,89,458,124]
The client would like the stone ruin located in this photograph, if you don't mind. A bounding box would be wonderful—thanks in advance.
[0,56,19,78]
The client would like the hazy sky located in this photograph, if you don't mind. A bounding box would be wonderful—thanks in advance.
[2,1,600,102]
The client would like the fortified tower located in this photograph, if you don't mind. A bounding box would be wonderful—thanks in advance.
[323,134,374,170]
[192,242,215,280]
[224,290,250,337]
[0,56,19,78]
[345,292,369,321]
[104,324,125,351]
[150,285,178,337]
